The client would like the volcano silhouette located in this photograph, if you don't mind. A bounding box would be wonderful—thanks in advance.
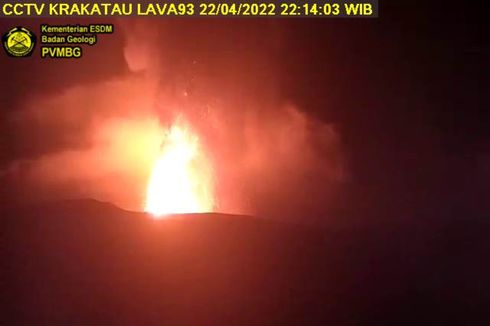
[2,199,486,325]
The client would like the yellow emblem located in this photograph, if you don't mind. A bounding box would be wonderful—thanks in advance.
[2,26,36,57]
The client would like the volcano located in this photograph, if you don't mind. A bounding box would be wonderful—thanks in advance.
[2,200,486,325]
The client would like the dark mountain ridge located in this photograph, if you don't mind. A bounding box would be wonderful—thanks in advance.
[2,199,487,325]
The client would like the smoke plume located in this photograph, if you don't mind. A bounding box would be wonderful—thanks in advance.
[5,20,345,221]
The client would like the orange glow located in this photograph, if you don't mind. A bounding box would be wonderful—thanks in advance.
[145,118,215,217]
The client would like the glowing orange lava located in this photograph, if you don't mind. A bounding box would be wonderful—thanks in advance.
[144,119,215,217]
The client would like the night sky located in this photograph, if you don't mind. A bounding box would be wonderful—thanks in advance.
[1,2,489,324]
[0,1,487,224]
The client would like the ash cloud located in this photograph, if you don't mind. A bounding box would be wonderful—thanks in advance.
[5,20,345,221]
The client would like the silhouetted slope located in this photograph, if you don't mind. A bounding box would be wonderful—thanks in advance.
[2,200,487,325]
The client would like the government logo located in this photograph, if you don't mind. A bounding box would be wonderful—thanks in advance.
[2,26,37,57]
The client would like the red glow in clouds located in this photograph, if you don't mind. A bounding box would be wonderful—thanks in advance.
[3,22,344,221]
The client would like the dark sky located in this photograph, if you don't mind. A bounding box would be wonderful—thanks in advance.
[0,1,487,222]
